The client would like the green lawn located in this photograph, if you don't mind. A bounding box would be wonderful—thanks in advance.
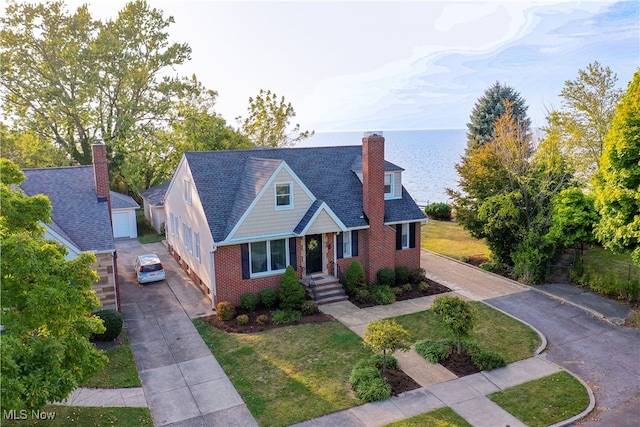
[1,405,152,427]
[136,210,165,244]
[422,219,490,261]
[394,302,540,363]
[384,407,472,427]
[83,332,141,388]
[194,319,372,427]
[582,246,639,282]
[489,371,589,427]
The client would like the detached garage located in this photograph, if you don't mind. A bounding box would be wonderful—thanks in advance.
[111,191,140,238]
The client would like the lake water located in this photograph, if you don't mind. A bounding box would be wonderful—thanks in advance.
[297,129,468,205]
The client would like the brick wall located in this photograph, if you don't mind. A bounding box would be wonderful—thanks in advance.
[394,222,422,271]
[93,252,117,310]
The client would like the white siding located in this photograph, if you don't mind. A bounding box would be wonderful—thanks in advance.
[112,209,138,238]
[393,171,402,199]
[233,168,314,239]
[306,210,341,235]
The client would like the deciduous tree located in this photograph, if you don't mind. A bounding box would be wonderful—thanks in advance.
[0,159,106,411]
[431,296,475,355]
[362,319,410,371]
[238,89,314,147]
[593,70,640,264]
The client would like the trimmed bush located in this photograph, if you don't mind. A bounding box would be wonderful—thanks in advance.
[371,285,396,305]
[355,288,372,304]
[409,267,427,283]
[418,281,430,292]
[393,287,404,297]
[259,288,279,309]
[300,300,319,316]
[240,292,259,312]
[376,267,396,287]
[279,265,306,310]
[402,283,413,293]
[216,301,236,321]
[349,359,392,402]
[471,349,505,370]
[236,314,249,326]
[272,309,302,325]
[415,340,451,363]
[479,262,499,273]
[256,314,270,325]
[370,354,399,370]
[349,364,380,389]
[424,202,452,221]
[395,266,410,284]
[346,260,367,295]
[93,309,123,341]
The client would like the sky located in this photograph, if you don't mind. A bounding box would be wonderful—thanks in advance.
[62,0,638,131]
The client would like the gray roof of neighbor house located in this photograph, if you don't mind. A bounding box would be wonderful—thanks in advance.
[183,145,426,243]
[20,166,115,252]
[110,191,140,210]
[140,182,170,207]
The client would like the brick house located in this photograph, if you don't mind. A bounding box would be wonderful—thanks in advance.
[164,134,426,307]
[20,143,130,310]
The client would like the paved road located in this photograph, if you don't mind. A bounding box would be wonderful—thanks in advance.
[421,250,640,425]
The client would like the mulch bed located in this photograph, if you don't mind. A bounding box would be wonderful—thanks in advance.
[381,367,422,395]
[440,348,482,377]
[349,278,452,308]
[203,306,334,334]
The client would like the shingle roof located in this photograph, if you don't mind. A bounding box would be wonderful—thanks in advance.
[294,199,324,235]
[110,191,140,210]
[140,182,170,206]
[184,145,425,242]
[20,166,115,252]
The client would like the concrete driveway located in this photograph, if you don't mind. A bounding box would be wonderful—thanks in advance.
[116,239,258,427]
[421,250,640,426]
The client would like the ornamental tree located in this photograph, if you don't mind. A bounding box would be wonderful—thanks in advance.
[593,70,640,265]
[0,159,106,411]
[362,319,410,371]
[432,295,475,354]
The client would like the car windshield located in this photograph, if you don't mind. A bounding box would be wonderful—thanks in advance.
[141,263,162,272]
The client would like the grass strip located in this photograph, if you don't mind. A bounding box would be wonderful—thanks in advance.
[83,332,141,388]
[395,302,540,363]
[489,371,589,427]
[194,318,372,427]
[384,407,472,426]
[1,405,152,427]
[421,219,490,260]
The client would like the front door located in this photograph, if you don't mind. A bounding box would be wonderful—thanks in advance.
[305,234,323,274]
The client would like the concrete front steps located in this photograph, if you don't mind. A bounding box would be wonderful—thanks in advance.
[302,274,348,305]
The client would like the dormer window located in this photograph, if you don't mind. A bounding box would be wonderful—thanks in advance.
[384,173,393,198]
[275,183,293,209]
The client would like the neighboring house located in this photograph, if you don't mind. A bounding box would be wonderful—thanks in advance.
[140,181,169,234]
[164,134,427,307]
[20,143,121,310]
[110,191,140,239]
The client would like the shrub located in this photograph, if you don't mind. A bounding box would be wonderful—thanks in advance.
[402,283,413,293]
[256,314,270,325]
[346,260,367,295]
[424,202,452,221]
[371,285,395,305]
[300,300,319,316]
[393,287,404,297]
[240,292,259,312]
[409,267,427,283]
[395,266,410,284]
[279,265,306,310]
[272,309,301,325]
[415,340,451,363]
[461,255,470,263]
[355,377,392,402]
[479,262,499,273]
[363,319,410,371]
[355,288,372,304]
[216,301,236,321]
[418,281,430,292]
[259,288,279,309]
[236,314,249,326]
[470,348,505,370]
[93,310,123,341]
[349,364,379,389]
[370,354,399,370]
[376,267,396,287]
[622,278,640,302]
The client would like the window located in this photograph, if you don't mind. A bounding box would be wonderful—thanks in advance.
[187,226,193,253]
[194,232,200,262]
[169,213,175,236]
[250,239,289,275]
[275,183,292,209]
[183,223,188,249]
[184,178,192,205]
[396,223,415,250]
[337,230,358,259]
[384,173,393,198]
[401,223,409,249]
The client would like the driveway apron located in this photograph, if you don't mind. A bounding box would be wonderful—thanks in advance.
[116,239,258,427]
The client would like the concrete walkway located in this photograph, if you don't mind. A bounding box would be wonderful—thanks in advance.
[57,387,147,407]
[116,239,258,427]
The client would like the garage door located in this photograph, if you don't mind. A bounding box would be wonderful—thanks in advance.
[112,212,131,238]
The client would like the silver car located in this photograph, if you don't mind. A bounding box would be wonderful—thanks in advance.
[135,253,166,284]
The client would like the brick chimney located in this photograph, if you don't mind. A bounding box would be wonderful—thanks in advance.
[92,140,112,213]
[362,133,395,283]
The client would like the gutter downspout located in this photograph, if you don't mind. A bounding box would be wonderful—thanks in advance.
[210,244,218,310]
